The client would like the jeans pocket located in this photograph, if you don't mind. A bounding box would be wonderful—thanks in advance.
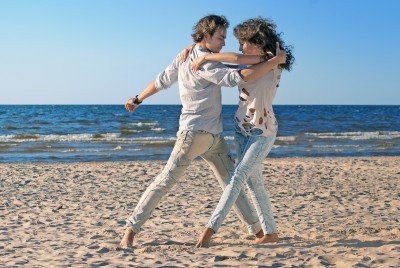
[249,128,264,136]
[171,131,189,157]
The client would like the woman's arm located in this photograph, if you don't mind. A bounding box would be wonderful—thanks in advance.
[240,42,286,82]
[192,53,263,71]
[179,44,196,63]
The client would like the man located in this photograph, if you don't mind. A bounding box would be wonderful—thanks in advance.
[120,15,286,248]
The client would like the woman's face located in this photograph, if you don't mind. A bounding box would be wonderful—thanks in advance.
[239,41,262,55]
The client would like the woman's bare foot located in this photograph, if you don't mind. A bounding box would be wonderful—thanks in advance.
[119,227,136,248]
[195,228,214,248]
[255,233,279,244]
[255,229,264,238]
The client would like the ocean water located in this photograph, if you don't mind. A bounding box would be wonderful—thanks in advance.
[0,105,399,163]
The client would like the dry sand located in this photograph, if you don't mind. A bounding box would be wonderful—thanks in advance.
[1,157,399,267]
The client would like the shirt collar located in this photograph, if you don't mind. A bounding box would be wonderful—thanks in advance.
[196,44,211,53]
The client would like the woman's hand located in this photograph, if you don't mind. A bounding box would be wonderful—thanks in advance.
[179,44,195,63]
[191,55,207,71]
[275,42,287,64]
[266,51,274,59]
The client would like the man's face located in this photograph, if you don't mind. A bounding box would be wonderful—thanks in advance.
[204,27,226,53]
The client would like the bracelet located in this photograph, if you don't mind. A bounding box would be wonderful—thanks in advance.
[132,95,142,105]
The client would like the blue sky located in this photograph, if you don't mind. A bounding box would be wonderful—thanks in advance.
[0,0,399,105]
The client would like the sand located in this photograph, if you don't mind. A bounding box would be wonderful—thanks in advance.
[1,157,399,267]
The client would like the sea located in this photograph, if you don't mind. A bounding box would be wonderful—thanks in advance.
[0,105,399,163]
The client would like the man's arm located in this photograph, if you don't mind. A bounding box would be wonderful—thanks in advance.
[125,54,180,112]
[125,81,158,112]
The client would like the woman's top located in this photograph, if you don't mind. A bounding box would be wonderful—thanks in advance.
[235,66,282,137]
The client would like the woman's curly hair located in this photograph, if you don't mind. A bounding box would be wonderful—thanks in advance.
[234,17,294,71]
[192,15,229,42]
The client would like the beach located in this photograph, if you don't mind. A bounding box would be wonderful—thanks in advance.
[1,156,399,267]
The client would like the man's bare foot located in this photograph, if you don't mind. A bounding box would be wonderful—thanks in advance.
[255,233,279,244]
[255,229,264,238]
[119,227,136,248]
[195,228,214,248]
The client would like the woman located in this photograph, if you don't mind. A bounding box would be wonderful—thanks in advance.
[191,17,294,247]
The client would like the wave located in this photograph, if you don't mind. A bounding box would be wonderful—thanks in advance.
[312,144,361,148]
[120,128,143,135]
[61,148,77,153]
[0,133,176,143]
[4,125,18,130]
[225,135,297,143]
[55,147,142,153]
[305,131,400,140]
[227,132,400,146]
[14,134,40,140]
[119,122,165,134]
[276,136,297,142]
[0,143,17,151]
[128,122,159,127]
[1,131,399,147]
[32,120,52,125]
[151,127,165,132]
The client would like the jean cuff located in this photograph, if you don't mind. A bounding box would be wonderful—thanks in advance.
[126,219,141,234]
[247,221,262,235]
[206,222,219,233]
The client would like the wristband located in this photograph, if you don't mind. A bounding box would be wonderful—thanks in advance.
[133,95,142,105]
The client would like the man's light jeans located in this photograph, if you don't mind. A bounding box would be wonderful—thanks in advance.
[127,130,261,234]
[207,129,278,234]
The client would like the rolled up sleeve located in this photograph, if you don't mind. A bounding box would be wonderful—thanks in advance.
[154,55,180,91]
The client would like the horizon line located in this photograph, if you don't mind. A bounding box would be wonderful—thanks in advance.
[0,104,399,106]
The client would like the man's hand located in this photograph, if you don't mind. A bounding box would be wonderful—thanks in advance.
[125,97,139,113]
[275,42,286,65]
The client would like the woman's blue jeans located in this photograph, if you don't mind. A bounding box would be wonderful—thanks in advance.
[207,129,278,234]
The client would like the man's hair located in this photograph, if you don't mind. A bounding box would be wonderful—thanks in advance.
[191,15,229,42]
[234,17,294,71]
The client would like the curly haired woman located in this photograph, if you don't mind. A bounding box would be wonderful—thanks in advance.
[192,17,294,247]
